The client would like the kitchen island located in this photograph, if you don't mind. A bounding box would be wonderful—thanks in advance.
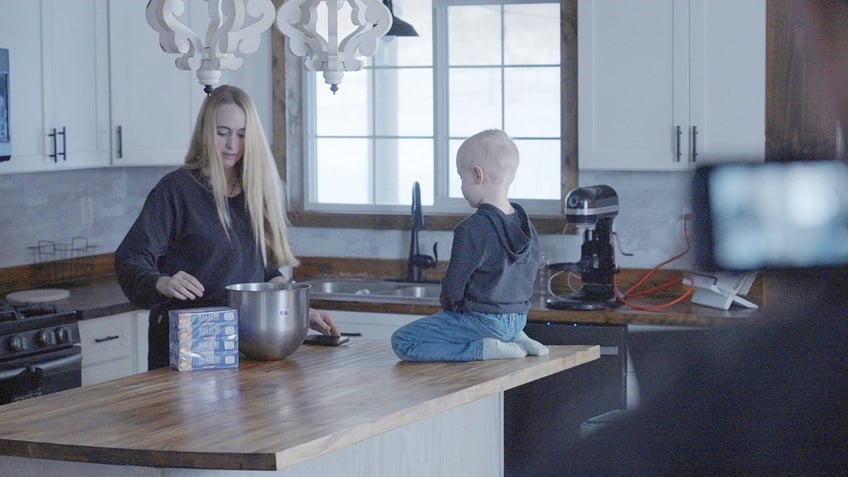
[0,339,599,476]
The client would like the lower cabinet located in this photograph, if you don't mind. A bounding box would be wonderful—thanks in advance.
[503,322,628,477]
[78,311,148,386]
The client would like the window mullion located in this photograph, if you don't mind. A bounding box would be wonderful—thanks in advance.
[433,2,452,209]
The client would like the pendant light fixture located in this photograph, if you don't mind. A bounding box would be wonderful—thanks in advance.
[275,0,392,93]
[146,0,409,94]
[146,0,276,95]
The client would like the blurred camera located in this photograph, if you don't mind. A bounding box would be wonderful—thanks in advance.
[692,160,848,270]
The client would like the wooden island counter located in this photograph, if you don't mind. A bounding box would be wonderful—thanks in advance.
[0,340,599,476]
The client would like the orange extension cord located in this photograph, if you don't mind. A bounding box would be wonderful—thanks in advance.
[614,215,695,311]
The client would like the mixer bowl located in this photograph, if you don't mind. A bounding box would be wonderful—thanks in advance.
[225,282,311,360]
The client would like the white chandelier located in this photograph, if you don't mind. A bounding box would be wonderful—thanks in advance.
[146,0,401,94]
[276,0,391,94]
[146,0,276,95]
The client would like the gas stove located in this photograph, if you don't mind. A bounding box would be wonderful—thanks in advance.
[0,302,80,360]
[0,302,82,404]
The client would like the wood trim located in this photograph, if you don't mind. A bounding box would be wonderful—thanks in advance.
[0,253,115,294]
[562,0,579,207]
[765,0,848,161]
[271,0,289,184]
[286,211,571,234]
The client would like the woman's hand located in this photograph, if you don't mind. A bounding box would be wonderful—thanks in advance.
[155,271,205,300]
[309,309,340,336]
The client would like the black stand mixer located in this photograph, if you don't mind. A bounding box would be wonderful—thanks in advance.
[545,185,620,311]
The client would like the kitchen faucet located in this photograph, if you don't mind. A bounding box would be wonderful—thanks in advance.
[407,182,438,282]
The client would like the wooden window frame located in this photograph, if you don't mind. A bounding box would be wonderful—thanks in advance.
[270,0,577,235]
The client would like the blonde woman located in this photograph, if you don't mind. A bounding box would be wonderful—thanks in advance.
[116,85,337,370]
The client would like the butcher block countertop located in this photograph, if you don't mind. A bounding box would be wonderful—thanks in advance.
[0,340,599,471]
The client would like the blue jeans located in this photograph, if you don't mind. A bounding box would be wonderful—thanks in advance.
[391,310,527,362]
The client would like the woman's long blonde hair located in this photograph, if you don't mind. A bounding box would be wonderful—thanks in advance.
[184,85,299,269]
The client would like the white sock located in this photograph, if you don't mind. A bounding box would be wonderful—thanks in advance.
[514,332,549,356]
[482,338,528,360]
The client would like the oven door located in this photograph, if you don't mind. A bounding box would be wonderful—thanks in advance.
[0,346,82,404]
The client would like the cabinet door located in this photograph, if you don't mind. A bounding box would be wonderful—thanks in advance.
[108,2,200,167]
[578,0,764,170]
[79,312,136,386]
[0,0,49,174]
[0,0,109,173]
[689,0,765,164]
[42,0,110,170]
[578,0,690,171]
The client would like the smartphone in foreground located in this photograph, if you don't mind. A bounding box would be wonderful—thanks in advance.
[692,160,848,271]
[303,334,350,346]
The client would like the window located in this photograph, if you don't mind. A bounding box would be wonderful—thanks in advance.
[281,0,575,229]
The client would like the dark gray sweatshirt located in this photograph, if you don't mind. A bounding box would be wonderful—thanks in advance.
[440,203,540,314]
[114,169,281,313]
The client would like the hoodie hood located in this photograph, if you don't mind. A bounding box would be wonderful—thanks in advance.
[477,203,536,262]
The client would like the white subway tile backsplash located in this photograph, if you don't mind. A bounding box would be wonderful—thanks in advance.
[0,168,695,271]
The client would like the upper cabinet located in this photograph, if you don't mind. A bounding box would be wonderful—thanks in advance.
[108,2,273,167]
[108,2,203,167]
[0,0,110,174]
[578,0,766,171]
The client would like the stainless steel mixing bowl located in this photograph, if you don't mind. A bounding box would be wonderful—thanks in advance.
[225,282,311,360]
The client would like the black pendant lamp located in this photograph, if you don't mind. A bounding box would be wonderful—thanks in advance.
[384,0,418,37]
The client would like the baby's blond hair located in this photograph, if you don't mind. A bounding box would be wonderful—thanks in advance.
[457,129,519,185]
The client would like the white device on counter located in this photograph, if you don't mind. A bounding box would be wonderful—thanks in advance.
[682,271,758,310]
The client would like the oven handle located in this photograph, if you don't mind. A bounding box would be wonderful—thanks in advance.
[0,352,82,379]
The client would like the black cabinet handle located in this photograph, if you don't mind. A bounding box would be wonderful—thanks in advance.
[94,335,120,343]
[116,125,123,159]
[48,128,58,162]
[675,125,682,162]
[48,127,67,162]
[692,125,698,162]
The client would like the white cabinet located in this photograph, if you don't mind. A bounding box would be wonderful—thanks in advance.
[314,309,419,341]
[79,311,147,386]
[1,0,274,172]
[108,2,202,167]
[0,0,110,174]
[578,0,765,170]
[108,3,273,167]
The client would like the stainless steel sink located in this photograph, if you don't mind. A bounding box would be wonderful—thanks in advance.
[302,278,441,303]
[309,280,399,295]
[386,285,441,299]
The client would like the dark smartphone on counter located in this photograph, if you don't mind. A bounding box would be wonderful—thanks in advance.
[303,334,350,346]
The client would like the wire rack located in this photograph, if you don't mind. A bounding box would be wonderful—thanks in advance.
[27,237,98,284]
